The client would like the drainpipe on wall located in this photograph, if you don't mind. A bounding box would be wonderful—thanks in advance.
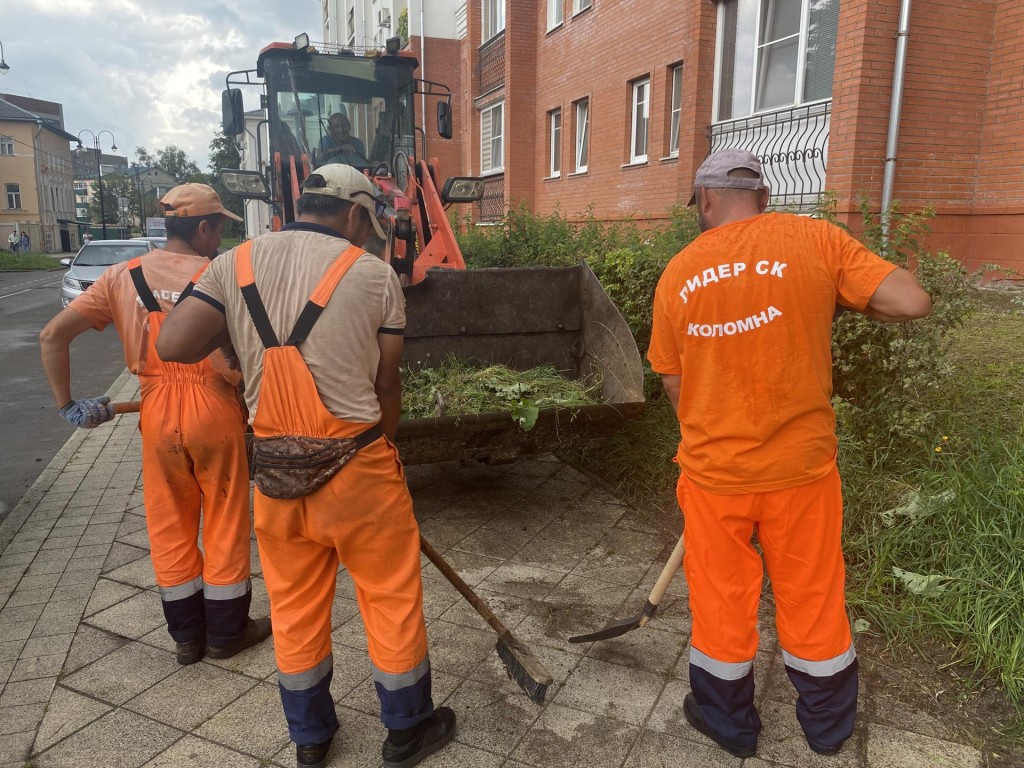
[420,0,427,142]
[880,0,912,245]
[32,122,45,252]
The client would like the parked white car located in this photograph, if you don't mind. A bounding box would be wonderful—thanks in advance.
[60,239,155,307]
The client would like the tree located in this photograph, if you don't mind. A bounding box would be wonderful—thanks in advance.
[208,130,245,238]
[87,174,142,229]
[155,145,204,182]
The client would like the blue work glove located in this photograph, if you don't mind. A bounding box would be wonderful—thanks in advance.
[58,396,116,428]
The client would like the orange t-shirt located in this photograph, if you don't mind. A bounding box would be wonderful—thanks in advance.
[647,212,897,494]
[69,249,239,384]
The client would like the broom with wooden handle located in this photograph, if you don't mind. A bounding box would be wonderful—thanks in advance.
[420,535,553,703]
[112,401,141,414]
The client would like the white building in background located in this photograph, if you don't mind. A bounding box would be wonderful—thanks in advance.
[239,109,273,239]
[319,0,466,50]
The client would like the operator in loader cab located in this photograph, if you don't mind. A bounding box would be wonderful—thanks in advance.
[319,111,367,166]
[39,183,271,667]
[648,149,932,759]
[156,164,455,768]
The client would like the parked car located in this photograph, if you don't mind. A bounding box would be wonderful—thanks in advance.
[131,236,168,249]
[60,239,154,307]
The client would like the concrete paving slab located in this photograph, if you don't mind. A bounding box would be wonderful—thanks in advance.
[61,641,179,705]
[32,707,182,768]
[33,685,112,753]
[553,655,667,726]
[193,681,290,761]
[867,724,983,768]
[141,734,262,768]
[124,662,259,730]
[84,590,166,639]
[511,702,640,768]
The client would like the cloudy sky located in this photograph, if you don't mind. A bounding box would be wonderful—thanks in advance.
[4,0,322,167]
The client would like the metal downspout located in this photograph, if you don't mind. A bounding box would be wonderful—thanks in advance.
[420,0,427,141]
[880,0,912,242]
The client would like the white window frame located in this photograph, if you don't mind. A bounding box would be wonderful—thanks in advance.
[714,0,837,122]
[630,78,650,164]
[573,0,592,14]
[574,98,589,173]
[483,0,505,42]
[548,108,561,177]
[668,64,683,157]
[0,136,13,156]
[347,7,356,46]
[480,101,504,175]
[6,183,22,210]
[547,0,564,30]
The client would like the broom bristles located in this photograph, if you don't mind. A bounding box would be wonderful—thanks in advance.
[495,631,553,704]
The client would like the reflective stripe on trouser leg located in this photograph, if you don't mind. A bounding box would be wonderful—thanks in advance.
[689,647,761,749]
[205,579,253,646]
[784,647,858,748]
[159,575,205,642]
[678,474,764,747]
[372,655,432,730]
[757,466,857,746]
[278,655,339,746]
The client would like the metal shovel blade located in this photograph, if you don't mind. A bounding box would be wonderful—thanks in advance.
[568,600,657,643]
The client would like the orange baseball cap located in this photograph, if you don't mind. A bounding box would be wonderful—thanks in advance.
[160,183,242,221]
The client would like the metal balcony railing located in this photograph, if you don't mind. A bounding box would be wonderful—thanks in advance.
[709,101,831,213]
[476,174,504,222]
[477,31,505,95]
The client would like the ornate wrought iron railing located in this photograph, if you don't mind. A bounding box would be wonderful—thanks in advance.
[709,101,831,213]
[476,174,504,222]
[477,31,505,95]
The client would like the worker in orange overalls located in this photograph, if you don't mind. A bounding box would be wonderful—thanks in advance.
[156,164,455,768]
[647,149,932,758]
[40,184,271,665]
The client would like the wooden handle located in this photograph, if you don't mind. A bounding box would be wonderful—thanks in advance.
[112,401,141,414]
[647,534,685,608]
[420,535,509,636]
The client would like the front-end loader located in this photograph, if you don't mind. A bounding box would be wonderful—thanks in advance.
[219,34,644,465]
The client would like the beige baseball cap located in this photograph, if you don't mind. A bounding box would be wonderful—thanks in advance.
[687,149,767,206]
[301,163,388,240]
[160,183,242,221]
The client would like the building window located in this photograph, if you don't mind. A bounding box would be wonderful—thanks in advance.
[548,109,561,177]
[0,136,13,156]
[481,101,504,174]
[668,64,683,157]
[716,0,839,121]
[6,183,22,210]
[574,98,589,173]
[347,7,356,46]
[547,0,563,30]
[483,0,505,42]
[573,0,592,14]
[630,77,650,164]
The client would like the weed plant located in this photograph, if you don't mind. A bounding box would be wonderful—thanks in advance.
[0,251,61,270]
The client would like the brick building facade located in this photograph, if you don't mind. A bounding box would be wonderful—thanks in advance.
[458,0,1024,277]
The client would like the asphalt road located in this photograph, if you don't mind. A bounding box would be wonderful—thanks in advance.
[0,268,125,524]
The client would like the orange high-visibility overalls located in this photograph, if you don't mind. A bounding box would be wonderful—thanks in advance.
[233,242,432,747]
[128,258,252,646]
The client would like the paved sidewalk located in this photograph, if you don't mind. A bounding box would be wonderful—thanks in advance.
[0,372,986,768]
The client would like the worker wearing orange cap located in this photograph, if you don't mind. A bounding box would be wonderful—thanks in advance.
[40,183,271,665]
[156,165,455,768]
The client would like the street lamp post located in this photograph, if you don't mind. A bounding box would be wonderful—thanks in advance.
[0,40,10,76]
[76,130,117,239]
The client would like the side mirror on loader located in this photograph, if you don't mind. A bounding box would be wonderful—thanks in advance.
[437,101,453,140]
[222,89,245,137]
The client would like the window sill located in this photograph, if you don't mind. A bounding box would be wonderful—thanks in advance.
[545,22,564,35]
[621,160,649,169]
[543,174,561,181]
[659,154,679,163]
[568,170,588,177]
[479,168,505,178]
[572,5,593,20]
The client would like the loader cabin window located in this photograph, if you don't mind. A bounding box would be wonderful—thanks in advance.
[260,47,416,180]
[715,0,839,121]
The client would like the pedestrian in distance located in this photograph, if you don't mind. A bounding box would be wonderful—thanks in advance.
[7,230,18,253]
[39,183,271,667]
[647,149,932,759]
[157,164,456,768]
[20,231,30,253]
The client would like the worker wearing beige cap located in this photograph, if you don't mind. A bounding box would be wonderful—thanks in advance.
[40,182,271,666]
[157,164,454,768]
[649,149,932,758]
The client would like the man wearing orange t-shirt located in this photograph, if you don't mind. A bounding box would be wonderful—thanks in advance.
[648,149,931,758]
[39,184,271,666]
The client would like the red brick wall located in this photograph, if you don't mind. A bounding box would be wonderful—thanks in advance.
[408,36,466,184]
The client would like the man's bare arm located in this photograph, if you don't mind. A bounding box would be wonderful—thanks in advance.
[660,374,681,414]
[39,308,98,407]
[157,296,231,363]
[862,268,932,323]
[374,333,404,441]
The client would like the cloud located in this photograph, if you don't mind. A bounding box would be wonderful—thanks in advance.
[4,1,322,167]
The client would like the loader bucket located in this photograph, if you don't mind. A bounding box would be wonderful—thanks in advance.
[396,262,645,465]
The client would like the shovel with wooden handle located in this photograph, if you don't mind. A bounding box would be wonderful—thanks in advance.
[568,534,685,643]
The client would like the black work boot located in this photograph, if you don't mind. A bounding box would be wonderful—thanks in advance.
[381,707,456,768]
[207,617,272,659]
[296,738,333,768]
[174,635,206,665]
[683,693,757,758]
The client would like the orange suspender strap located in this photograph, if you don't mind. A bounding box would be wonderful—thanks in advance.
[235,241,365,349]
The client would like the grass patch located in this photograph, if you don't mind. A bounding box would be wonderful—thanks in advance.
[0,251,62,271]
